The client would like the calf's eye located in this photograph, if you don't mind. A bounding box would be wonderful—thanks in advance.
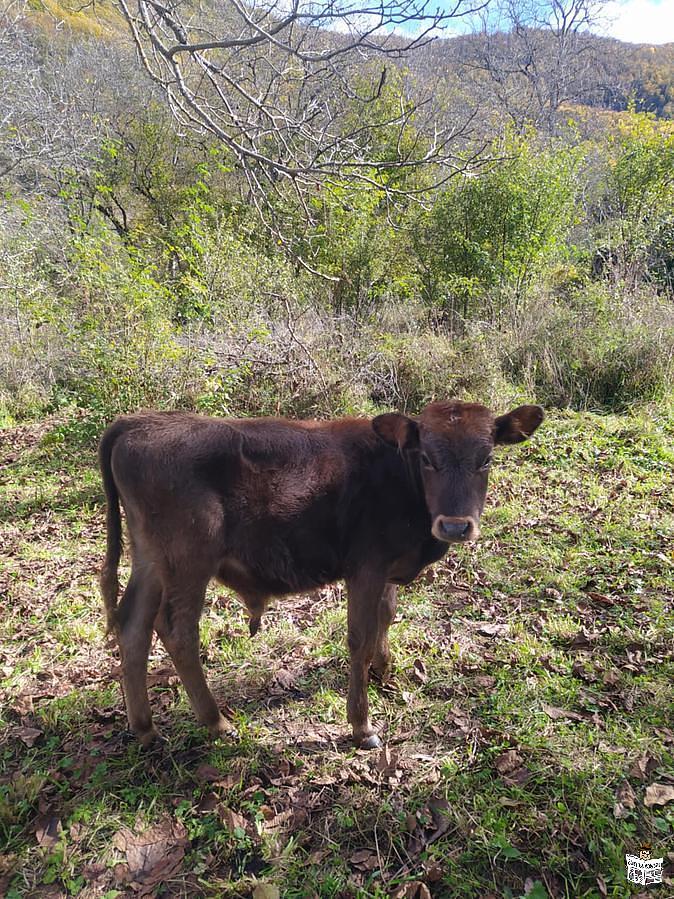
[420,452,434,470]
[479,454,493,471]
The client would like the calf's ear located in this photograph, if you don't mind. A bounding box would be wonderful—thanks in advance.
[494,404,544,444]
[372,413,420,451]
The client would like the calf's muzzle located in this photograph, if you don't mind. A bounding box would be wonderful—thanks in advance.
[432,515,480,543]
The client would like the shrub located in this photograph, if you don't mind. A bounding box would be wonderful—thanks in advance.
[498,284,674,410]
[414,132,583,323]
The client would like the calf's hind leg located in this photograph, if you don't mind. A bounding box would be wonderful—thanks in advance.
[371,583,397,683]
[154,578,233,740]
[115,566,162,747]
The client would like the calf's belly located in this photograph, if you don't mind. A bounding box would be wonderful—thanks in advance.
[216,537,343,598]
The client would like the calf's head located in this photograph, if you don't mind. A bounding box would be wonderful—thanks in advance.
[373,401,543,543]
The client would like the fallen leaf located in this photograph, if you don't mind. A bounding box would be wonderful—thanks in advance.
[391,882,431,899]
[629,754,658,781]
[479,622,508,637]
[349,848,379,871]
[542,704,584,722]
[613,781,636,818]
[644,783,674,807]
[35,815,62,849]
[16,726,43,747]
[264,757,293,785]
[474,675,496,689]
[571,659,597,682]
[218,806,248,832]
[374,745,402,779]
[112,815,188,893]
[82,862,107,883]
[253,884,280,899]
[495,750,523,776]
[502,766,533,787]
[404,813,418,832]
[259,807,294,832]
[412,659,428,684]
[272,668,296,689]
[11,694,34,716]
[196,793,220,814]
[602,669,621,687]
[424,861,443,882]
[195,764,238,788]
[146,665,180,688]
[587,591,614,606]
[569,629,598,649]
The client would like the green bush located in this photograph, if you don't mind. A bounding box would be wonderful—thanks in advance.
[414,132,582,322]
[498,285,674,410]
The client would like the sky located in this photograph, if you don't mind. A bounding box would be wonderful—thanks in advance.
[600,0,674,45]
[327,0,674,45]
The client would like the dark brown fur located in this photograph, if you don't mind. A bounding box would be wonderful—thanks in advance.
[100,401,543,748]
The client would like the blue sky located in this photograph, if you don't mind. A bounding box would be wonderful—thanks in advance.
[337,0,674,46]
[601,0,674,44]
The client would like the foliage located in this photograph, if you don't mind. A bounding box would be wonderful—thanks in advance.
[587,113,674,289]
[413,133,582,321]
[1,14,673,425]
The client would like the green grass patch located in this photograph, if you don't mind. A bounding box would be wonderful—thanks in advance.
[0,407,672,897]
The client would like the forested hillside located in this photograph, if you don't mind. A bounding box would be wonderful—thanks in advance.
[1,0,673,429]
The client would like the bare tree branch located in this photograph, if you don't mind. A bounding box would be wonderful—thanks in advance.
[115,0,488,209]
[457,0,617,134]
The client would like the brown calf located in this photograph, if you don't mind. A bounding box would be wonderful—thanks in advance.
[99,401,543,748]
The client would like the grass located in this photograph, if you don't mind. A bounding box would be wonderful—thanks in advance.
[0,405,673,898]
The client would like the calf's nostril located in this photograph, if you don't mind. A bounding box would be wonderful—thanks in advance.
[441,518,471,540]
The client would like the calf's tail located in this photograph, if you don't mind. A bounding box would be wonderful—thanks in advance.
[99,422,124,635]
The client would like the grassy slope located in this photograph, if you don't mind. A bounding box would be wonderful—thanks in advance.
[0,406,672,898]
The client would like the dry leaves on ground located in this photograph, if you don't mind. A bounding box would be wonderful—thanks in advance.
[613,781,636,818]
[112,815,188,896]
[391,882,432,899]
[35,815,62,849]
[16,725,43,747]
[629,754,658,781]
[494,750,532,787]
[644,783,674,807]
[252,885,280,899]
[542,704,584,722]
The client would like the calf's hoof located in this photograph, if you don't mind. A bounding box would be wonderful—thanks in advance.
[208,714,237,741]
[137,727,166,750]
[356,732,382,750]
[370,663,392,685]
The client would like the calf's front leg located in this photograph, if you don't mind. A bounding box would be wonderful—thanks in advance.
[345,572,388,749]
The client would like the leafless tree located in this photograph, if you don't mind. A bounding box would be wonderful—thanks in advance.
[0,0,56,183]
[116,0,488,228]
[0,0,113,194]
[458,0,617,134]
